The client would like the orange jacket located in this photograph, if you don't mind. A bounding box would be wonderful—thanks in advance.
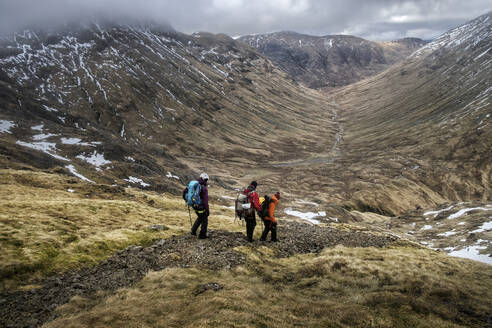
[265,195,279,222]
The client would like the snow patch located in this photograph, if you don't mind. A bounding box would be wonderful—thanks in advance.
[76,151,111,170]
[284,208,325,224]
[437,230,458,237]
[65,165,94,183]
[297,201,319,206]
[61,137,95,146]
[421,225,433,230]
[166,172,180,180]
[16,141,69,161]
[448,206,492,219]
[33,133,57,140]
[0,120,15,133]
[448,244,492,265]
[470,220,492,233]
[42,105,58,112]
[124,176,150,187]
[474,47,491,61]
[424,205,454,218]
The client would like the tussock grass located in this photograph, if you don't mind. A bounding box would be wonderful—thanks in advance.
[0,169,239,290]
[46,245,492,328]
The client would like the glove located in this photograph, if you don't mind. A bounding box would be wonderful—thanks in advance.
[205,209,210,216]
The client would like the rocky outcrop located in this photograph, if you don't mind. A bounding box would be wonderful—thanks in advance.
[238,32,427,88]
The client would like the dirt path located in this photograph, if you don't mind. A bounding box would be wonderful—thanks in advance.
[0,221,397,328]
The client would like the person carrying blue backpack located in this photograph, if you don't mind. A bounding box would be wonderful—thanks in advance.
[182,173,210,239]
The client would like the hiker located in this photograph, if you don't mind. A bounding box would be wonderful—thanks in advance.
[260,191,280,242]
[242,181,262,242]
[182,173,210,239]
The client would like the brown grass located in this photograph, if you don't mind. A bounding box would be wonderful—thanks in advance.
[45,245,492,328]
[0,169,240,290]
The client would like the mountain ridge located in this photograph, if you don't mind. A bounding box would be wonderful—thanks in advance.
[238,31,428,88]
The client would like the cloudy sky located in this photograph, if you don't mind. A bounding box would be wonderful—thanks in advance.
[1,0,490,40]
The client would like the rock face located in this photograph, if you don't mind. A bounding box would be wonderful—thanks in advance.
[238,32,427,88]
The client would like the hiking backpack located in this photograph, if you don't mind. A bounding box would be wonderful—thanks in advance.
[186,180,202,208]
[259,195,272,219]
[235,189,254,218]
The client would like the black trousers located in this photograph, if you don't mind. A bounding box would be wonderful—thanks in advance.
[191,210,208,238]
[244,213,256,242]
[260,220,277,241]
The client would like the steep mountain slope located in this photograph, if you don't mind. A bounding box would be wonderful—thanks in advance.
[316,11,492,214]
[238,31,427,88]
[0,22,336,192]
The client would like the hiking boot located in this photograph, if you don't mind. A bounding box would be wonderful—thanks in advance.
[271,239,278,242]
[198,235,208,239]
[190,231,196,236]
[259,238,266,241]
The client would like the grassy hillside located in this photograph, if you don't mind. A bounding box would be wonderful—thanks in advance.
[0,168,241,290]
[1,169,491,328]
[45,245,492,328]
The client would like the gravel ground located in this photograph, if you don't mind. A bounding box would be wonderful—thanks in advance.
[0,221,397,328]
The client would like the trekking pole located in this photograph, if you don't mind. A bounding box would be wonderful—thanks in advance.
[187,205,192,228]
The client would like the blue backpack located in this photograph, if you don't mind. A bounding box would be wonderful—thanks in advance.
[186,180,202,207]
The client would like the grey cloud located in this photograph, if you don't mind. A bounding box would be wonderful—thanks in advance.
[0,0,490,40]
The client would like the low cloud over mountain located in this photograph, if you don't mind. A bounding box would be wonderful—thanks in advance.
[1,0,490,40]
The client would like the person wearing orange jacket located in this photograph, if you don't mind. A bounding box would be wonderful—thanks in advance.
[260,191,280,242]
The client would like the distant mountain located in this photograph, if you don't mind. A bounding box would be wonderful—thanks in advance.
[238,32,427,88]
[0,21,336,192]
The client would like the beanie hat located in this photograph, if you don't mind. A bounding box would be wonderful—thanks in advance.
[250,181,258,188]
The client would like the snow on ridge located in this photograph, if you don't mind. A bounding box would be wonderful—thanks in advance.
[0,120,15,133]
[412,13,492,57]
